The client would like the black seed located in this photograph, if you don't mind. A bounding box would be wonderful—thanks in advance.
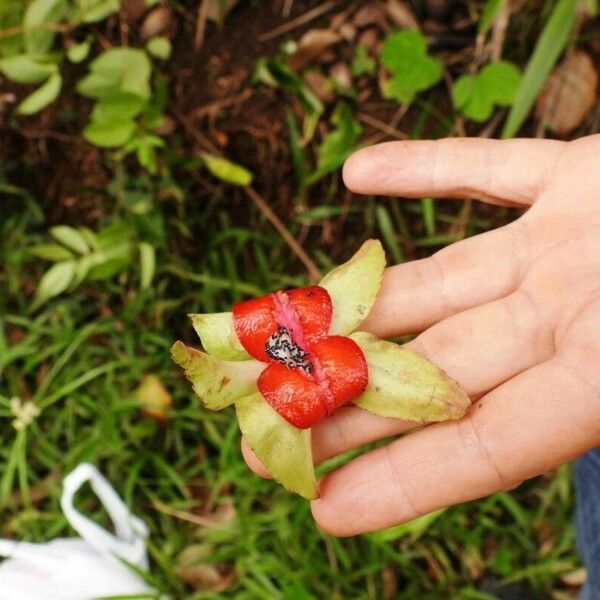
[265,326,312,372]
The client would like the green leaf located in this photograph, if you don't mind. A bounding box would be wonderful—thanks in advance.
[320,239,386,336]
[315,102,362,174]
[171,341,262,410]
[235,392,317,499]
[0,54,57,84]
[134,374,172,420]
[24,0,66,54]
[83,119,136,148]
[351,332,470,422]
[66,39,91,63]
[351,45,376,77]
[80,0,119,23]
[370,509,446,543]
[138,242,155,289]
[32,260,76,309]
[502,0,577,138]
[189,313,250,361]
[380,30,442,104]
[77,48,152,100]
[452,61,521,122]
[91,92,147,122]
[17,72,62,115]
[28,243,74,261]
[50,225,89,254]
[146,36,172,60]
[201,154,253,186]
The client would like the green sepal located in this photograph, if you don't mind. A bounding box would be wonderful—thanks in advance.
[236,392,317,500]
[320,239,386,335]
[171,341,261,410]
[189,312,250,361]
[351,332,470,422]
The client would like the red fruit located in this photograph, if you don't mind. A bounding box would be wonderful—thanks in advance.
[235,285,368,428]
[232,295,278,361]
[311,336,368,410]
[258,363,327,429]
[286,286,332,346]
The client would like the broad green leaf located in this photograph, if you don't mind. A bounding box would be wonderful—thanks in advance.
[235,392,317,499]
[77,48,152,100]
[171,341,262,410]
[32,260,75,309]
[351,332,470,422]
[17,72,62,115]
[453,61,521,122]
[24,0,66,54]
[138,242,155,289]
[80,0,119,23]
[146,36,172,60]
[91,92,146,122]
[0,54,57,84]
[66,39,91,63]
[83,119,136,148]
[320,239,386,335]
[315,102,362,174]
[380,30,442,104]
[502,0,577,138]
[50,225,89,254]
[28,243,74,261]
[189,312,250,361]
[201,154,253,186]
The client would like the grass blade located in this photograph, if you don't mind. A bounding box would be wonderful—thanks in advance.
[501,0,577,138]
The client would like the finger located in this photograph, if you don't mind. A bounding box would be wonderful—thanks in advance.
[343,138,565,205]
[360,221,528,337]
[311,354,600,536]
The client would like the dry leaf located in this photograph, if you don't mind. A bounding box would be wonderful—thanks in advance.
[353,2,387,28]
[135,374,172,420]
[288,28,341,70]
[304,70,336,103]
[140,6,175,40]
[329,62,352,92]
[385,0,419,29]
[206,0,240,22]
[175,545,236,592]
[536,51,598,136]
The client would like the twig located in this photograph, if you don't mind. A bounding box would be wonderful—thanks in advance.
[191,89,252,119]
[258,0,340,42]
[244,186,322,282]
[194,0,210,51]
[171,106,221,154]
[358,112,410,141]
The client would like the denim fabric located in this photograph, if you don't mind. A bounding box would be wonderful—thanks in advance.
[576,448,600,600]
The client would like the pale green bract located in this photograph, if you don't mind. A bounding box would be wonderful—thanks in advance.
[173,240,470,499]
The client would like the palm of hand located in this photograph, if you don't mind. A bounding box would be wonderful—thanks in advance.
[244,135,600,536]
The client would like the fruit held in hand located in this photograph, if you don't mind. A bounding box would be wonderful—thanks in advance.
[173,240,470,498]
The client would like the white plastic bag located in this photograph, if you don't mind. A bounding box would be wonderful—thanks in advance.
[0,463,160,600]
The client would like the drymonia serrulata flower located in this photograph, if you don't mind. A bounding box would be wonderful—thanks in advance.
[172,240,469,498]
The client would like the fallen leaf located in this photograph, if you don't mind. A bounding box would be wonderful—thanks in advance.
[536,50,598,136]
[385,0,419,29]
[135,374,172,420]
[175,545,236,592]
[288,28,341,70]
[329,62,352,91]
[140,5,175,40]
[353,2,387,28]
[304,70,335,102]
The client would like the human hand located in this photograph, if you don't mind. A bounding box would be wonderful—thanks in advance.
[244,135,600,536]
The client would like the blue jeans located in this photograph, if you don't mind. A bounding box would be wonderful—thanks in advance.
[576,448,600,600]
